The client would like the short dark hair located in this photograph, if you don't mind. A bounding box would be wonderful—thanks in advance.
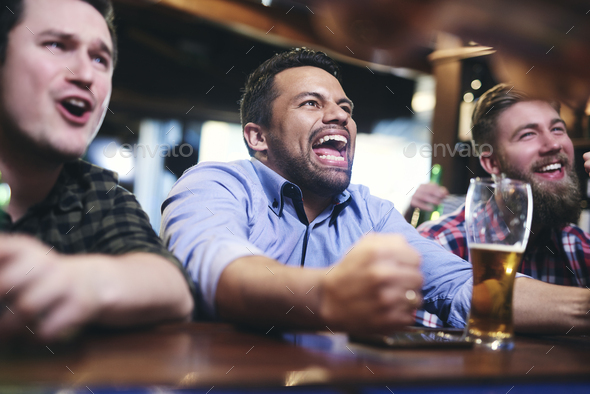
[0,0,118,66]
[471,83,560,155]
[239,48,341,156]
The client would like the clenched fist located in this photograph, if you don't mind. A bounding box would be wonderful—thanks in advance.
[318,234,423,334]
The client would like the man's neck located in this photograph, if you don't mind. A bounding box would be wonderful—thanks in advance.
[0,146,63,223]
[525,222,547,252]
[301,190,333,224]
[254,156,340,223]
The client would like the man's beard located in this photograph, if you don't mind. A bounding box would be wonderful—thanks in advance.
[267,129,353,198]
[499,153,582,230]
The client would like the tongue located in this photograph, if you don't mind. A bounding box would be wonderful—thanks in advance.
[313,146,342,157]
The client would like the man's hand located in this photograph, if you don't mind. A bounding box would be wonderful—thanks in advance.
[404,183,448,222]
[0,235,101,340]
[319,234,423,333]
[0,235,193,342]
[216,234,424,334]
[410,183,448,212]
[583,152,590,176]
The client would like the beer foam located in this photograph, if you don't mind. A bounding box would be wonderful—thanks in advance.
[469,243,526,253]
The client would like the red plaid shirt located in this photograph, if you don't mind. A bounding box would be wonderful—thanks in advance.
[414,203,590,328]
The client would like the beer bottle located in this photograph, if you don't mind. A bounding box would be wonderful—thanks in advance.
[410,164,444,227]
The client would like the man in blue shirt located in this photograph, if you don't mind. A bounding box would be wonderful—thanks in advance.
[161,48,589,334]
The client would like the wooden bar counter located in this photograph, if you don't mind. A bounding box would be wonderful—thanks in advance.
[1,323,589,393]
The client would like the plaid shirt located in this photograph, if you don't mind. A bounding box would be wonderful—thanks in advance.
[0,159,192,286]
[415,203,590,327]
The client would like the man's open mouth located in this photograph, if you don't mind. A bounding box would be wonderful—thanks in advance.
[312,133,348,164]
[533,160,565,180]
[60,97,91,118]
[535,162,562,174]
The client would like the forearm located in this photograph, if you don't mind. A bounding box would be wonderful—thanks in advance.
[513,277,590,334]
[216,256,327,330]
[93,253,194,326]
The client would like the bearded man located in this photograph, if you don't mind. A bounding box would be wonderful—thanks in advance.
[417,83,589,327]
[162,51,590,335]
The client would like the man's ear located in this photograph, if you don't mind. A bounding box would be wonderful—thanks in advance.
[244,122,269,155]
[479,151,501,175]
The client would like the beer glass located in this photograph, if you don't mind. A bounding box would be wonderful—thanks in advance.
[464,177,532,350]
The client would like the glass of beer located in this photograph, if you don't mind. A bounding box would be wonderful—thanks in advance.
[464,177,532,350]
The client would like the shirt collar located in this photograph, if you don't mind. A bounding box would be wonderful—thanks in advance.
[52,160,118,213]
[32,161,84,213]
[250,157,352,223]
[251,157,291,217]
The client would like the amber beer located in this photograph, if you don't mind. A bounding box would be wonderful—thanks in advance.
[466,244,524,349]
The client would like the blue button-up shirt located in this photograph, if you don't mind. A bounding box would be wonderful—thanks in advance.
[161,158,474,325]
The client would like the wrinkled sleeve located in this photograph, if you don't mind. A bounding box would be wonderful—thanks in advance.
[160,163,266,320]
[87,186,197,316]
[368,196,472,328]
[92,187,178,259]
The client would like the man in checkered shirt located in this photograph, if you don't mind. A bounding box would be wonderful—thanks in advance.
[0,0,193,341]
[416,84,590,328]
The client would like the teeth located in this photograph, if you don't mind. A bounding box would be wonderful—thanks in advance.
[65,98,86,108]
[318,155,344,161]
[316,134,348,146]
[539,163,562,172]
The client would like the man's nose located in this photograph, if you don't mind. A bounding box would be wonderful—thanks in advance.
[66,51,94,90]
[323,102,350,125]
[539,130,562,155]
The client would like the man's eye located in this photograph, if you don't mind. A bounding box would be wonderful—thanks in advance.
[93,56,107,66]
[45,42,64,50]
[302,100,318,107]
[341,106,352,114]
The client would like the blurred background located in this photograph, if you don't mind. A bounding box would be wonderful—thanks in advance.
[87,0,590,231]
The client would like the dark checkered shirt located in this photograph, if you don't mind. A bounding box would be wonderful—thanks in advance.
[415,203,590,328]
[0,159,193,295]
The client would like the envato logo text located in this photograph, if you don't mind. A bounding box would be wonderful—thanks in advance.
[103,141,194,159]
[403,142,492,158]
